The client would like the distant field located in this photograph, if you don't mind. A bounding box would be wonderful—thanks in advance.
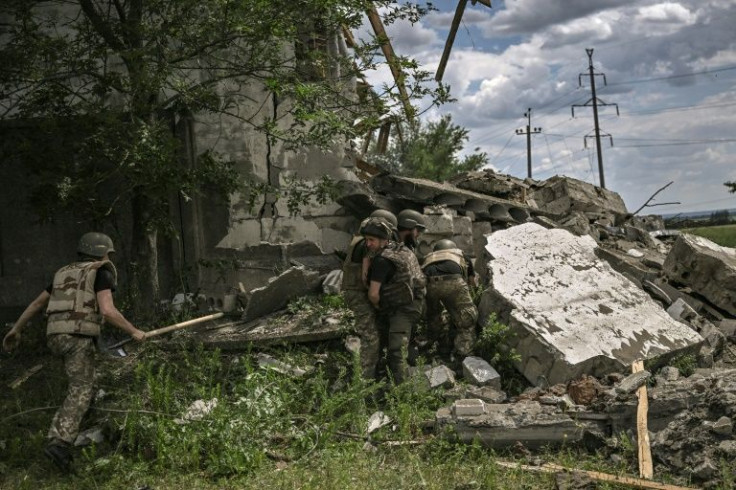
[683,224,736,248]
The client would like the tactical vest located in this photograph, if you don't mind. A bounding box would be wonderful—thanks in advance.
[422,248,468,278]
[46,260,118,337]
[378,242,426,309]
[341,236,367,291]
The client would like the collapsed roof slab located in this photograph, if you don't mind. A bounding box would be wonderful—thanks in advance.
[478,223,704,386]
[370,174,540,221]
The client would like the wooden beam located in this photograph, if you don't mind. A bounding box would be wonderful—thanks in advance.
[495,461,697,490]
[342,25,356,48]
[376,120,392,154]
[633,360,654,479]
[436,0,468,82]
[361,129,374,155]
[365,7,414,120]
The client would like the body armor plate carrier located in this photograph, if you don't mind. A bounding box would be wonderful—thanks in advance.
[422,248,468,278]
[46,260,117,337]
[378,242,426,309]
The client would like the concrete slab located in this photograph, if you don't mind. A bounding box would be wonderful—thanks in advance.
[241,266,321,322]
[437,401,585,449]
[478,223,704,385]
[663,234,736,316]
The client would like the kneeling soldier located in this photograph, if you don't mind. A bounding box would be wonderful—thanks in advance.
[422,239,478,362]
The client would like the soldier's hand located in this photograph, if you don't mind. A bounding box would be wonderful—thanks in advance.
[3,329,20,352]
[131,329,146,342]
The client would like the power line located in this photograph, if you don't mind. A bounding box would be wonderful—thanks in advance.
[607,65,736,87]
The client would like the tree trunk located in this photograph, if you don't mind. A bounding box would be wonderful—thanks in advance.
[130,188,160,319]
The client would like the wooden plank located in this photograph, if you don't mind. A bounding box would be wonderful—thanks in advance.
[376,120,391,154]
[435,0,468,82]
[8,364,44,389]
[495,461,697,490]
[633,359,654,479]
[365,7,414,119]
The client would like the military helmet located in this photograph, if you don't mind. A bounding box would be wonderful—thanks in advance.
[397,209,427,230]
[78,232,115,258]
[369,209,398,230]
[360,217,391,240]
[433,239,457,252]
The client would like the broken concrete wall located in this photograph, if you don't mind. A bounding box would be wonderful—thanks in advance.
[663,234,736,316]
[168,33,361,299]
[530,176,628,223]
[478,223,704,385]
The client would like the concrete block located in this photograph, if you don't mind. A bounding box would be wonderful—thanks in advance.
[478,223,704,385]
[422,212,455,235]
[441,401,584,449]
[664,234,736,316]
[615,371,650,394]
[425,365,456,389]
[453,216,473,236]
[462,357,501,388]
[452,398,486,417]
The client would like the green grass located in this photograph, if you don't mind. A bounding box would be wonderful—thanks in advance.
[684,224,736,248]
[0,298,715,490]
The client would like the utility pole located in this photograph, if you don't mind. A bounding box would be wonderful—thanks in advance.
[572,48,619,189]
[515,108,542,179]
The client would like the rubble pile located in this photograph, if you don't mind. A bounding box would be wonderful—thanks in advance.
[180,166,734,484]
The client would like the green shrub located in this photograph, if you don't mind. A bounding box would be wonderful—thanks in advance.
[474,313,528,395]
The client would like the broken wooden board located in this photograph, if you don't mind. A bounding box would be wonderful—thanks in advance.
[633,360,654,480]
[196,311,347,350]
[495,461,697,490]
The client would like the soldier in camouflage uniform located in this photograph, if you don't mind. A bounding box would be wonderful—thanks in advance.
[363,219,426,384]
[341,210,398,380]
[422,239,478,361]
[3,232,145,472]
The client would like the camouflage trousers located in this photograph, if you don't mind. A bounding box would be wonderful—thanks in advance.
[425,275,478,357]
[46,334,96,445]
[343,290,381,380]
[377,297,423,385]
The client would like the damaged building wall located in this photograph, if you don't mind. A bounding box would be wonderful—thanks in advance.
[0,2,362,315]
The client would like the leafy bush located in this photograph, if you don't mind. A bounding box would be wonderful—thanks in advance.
[474,313,528,394]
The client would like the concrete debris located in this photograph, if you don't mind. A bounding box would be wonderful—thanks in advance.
[366,411,391,435]
[438,401,586,449]
[256,353,309,377]
[322,269,343,295]
[452,399,486,417]
[241,266,321,322]
[425,365,456,389]
[626,249,644,258]
[344,335,361,355]
[479,223,704,385]
[462,357,501,388]
[529,176,628,221]
[466,385,507,404]
[709,416,733,435]
[614,370,650,395]
[450,169,533,205]
[74,427,105,447]
[174,398,219,424]
[663,234,736,316]
[370,174,536,224]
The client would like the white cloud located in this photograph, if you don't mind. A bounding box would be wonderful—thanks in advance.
[359,0,736,213]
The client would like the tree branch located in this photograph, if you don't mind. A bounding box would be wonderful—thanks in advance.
[79,0,126,52]
[633,181,674,215]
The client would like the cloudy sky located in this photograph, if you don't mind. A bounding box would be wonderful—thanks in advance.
[360,0,736,215]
